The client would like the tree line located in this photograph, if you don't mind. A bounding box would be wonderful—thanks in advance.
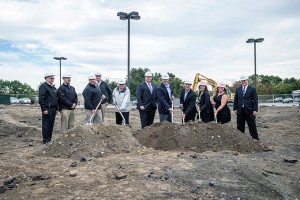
[1,69,299,98]
[229,74,300,95]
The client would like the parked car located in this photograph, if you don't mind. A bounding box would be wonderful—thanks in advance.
[10,97,19,104]
[131,100,138,106]
[282,98,293,103]
[274,97,283,103]
[34,96,39,103]
[19,98,31,104]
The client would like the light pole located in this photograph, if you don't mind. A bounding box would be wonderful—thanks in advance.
[53,57,67,86]
[117,11,140,90]
[246,38,264,88]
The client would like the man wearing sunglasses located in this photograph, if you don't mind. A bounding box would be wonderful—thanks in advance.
[39,73,58,144]
[57,74,78,133]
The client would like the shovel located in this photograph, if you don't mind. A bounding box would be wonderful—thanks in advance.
[195,105,201,123]
[115,104,126,125]
[214,111,218,123]
[88,98,104,125]
[180,111,186,126]
[171,100,174,123]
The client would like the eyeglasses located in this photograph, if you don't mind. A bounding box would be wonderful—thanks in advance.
[185,84,191,85]
[50,78,55,79]
[119,84,125,85]
[95,75,101,77]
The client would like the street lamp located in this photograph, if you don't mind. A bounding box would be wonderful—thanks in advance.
[246,38,264,88]
[117,11,141,90]
[53,57,67,86]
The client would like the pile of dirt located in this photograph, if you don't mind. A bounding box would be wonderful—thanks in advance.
[135,121,268,154]
[0,119,40,137]
[37,125,141,158]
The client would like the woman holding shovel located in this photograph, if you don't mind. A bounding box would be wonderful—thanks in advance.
[112,80,131,125]
[211,82,231,124]
[196,81,214,123]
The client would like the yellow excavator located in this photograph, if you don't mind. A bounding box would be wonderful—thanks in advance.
[192,73,235,102]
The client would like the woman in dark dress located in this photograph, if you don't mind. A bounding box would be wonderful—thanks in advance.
[211,82,231,124]
[196,81,214,122]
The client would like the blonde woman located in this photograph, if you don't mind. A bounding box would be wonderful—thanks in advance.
[211,82,231,124]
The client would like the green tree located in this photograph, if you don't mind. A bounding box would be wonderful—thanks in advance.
[274,82,294,94]
[256,83,268,95]
[0,79,36,94]
[105,79,118,91]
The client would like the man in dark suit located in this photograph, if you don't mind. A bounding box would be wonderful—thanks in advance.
[136,71,158,129]
[39,72,58,144]
[233,75,259,141]
[158,74,174,122]
[180,80,196,122]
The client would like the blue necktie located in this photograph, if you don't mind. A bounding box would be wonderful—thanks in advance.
[242,86,246,96]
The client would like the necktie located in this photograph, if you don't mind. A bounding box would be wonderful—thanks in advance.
[148,83,153,94]
[242,86,246,96]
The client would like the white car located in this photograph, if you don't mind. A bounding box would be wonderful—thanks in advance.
[19,98,31,104]
[10,97,19,104]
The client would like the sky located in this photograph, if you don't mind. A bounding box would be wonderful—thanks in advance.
[0,0,300,93]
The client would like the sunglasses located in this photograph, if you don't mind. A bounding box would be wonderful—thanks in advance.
[119,84,125,85]
[50,78,55,79]
[185,84,191,85]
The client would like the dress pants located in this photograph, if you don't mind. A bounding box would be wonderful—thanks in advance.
[237,108,259,140]
[159,113,172,122]
[115,112,129,125]
[100,103,106,123]
[85,109,102,125]
[139,108,156,129]
[42,107,57,143]
[60,109,75,133]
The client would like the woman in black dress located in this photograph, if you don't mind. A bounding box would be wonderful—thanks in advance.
[196,81,214,122]
[211,82,231,124]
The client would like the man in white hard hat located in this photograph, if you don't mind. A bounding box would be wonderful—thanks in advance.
[38,72,58,144]
[157,73,175,122]
[233,75,259,141]
[94,72,112,124]
[83,75,105,124]
[136,71,158,128]
[112,79,131,125]
[180,80,196,122]
[57,74,78,133]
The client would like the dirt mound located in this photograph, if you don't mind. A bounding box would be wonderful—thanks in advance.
[135,121,268,154]
[0,119,40,137]
[37,124,141,158]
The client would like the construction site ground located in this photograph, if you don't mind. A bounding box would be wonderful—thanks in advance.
[0,104,299,199]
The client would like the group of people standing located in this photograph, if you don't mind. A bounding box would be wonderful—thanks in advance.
[38,71,259,144]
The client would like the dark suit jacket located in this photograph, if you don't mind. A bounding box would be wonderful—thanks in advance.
[136,82,158,111]
[233,85,258,115]
[180,89,196,116]
[157,83,174,114]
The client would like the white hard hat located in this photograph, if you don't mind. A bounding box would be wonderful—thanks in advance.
[44,72,55,78]
[144,71,152,77]
[88,74,96,80]
[240,74,248,81]
[184,80,192,85]
[62,74,71,78]
[95,72,102,76]
[161,74,169,80]
[118,80,126,84]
